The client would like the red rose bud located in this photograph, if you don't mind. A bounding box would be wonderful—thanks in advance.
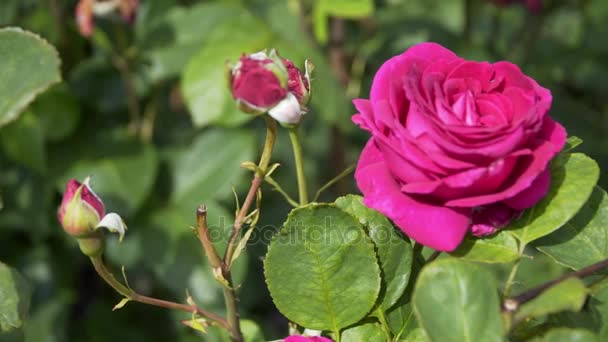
[118,0,139,23]
[268,58,313,125]
[525,0,542,13]
[58,177,128,256]
[58,177,105,237]
[75,0,139,37]
[230,50,289,114]
[76,0,94,37]
[229,50,313,125]
[491,0,542,13]
[284,59,311,105]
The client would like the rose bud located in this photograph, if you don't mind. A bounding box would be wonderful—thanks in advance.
[118,0,139,23]
[491,0,542,14]
[524,0,542,13]
[284,335,332,342]
[229,50,312,125]
[58,177,105,237]
[76,0,94,37]
[75,0,139,37]
[58,177,127,256]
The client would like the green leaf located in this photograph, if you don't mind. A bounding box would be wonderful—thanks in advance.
[413,259,504,342]
[564,136,583,152]
[31,84,80,142]
[22,293,72,342]
[532,328,600,342]
[514,278,588,322]
[450,231,520,263]
[264,2,351,130]
[322,0,374,17]
[0,27,61,127]
[169,129,255,204]
[264,204,381,332]
[401,328,430,342]
[509,153,599,245]
[536,187,608,270]
[0,262,31,332]
[386,299,416,338]
[312,0,374,43]
[112,298,131,311]
[140,3,257,82]
[335,195,412,310]
[589,280,608,340]
[241,319,265,342]
[54,134,158,217]
[341,321,385,342]
[68,57,126,114]
[181,8,272,127]
[0,110,46,172]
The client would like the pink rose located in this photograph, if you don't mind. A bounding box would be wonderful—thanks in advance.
[353,43,566,251]
[284,335,332,342]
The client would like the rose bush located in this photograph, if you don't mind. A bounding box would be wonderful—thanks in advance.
[353,42,566,251]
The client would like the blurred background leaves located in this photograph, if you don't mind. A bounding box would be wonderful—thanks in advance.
[0,0,607,340]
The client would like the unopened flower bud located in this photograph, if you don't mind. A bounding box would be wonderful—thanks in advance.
[58,177,128,256]
[58,177,105,237]
[229,50,289,114]
[76,0,94,37]
[75,0,139,37]
[118,0,138,22]
[229,50,313,125]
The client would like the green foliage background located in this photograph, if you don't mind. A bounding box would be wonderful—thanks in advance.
[1,0,607,340]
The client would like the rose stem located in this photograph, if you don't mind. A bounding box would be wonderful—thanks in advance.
[504,258,608,312]
[426,250,441,263]
[503,258,522,298]
[89,256,229,329]
[196,205,222,270]
[288,126,309,205]
[221,115,277,341]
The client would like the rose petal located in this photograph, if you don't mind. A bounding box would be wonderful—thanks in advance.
[356,140,471,251]
[445,140,557,207]
[502,167,550,210]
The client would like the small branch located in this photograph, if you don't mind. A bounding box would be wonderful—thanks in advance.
[140,94,158,143]
[426,250,441,263]
[224,116,277,267]
[503,258,522,298]
[196,205,222,269]
[313,164,355,202]
[504,258,608,312]
[220,116,277,342]
[89,256,228,329]
[375,308,393,341]
[111,54,141,135]
[265,176,299,207]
